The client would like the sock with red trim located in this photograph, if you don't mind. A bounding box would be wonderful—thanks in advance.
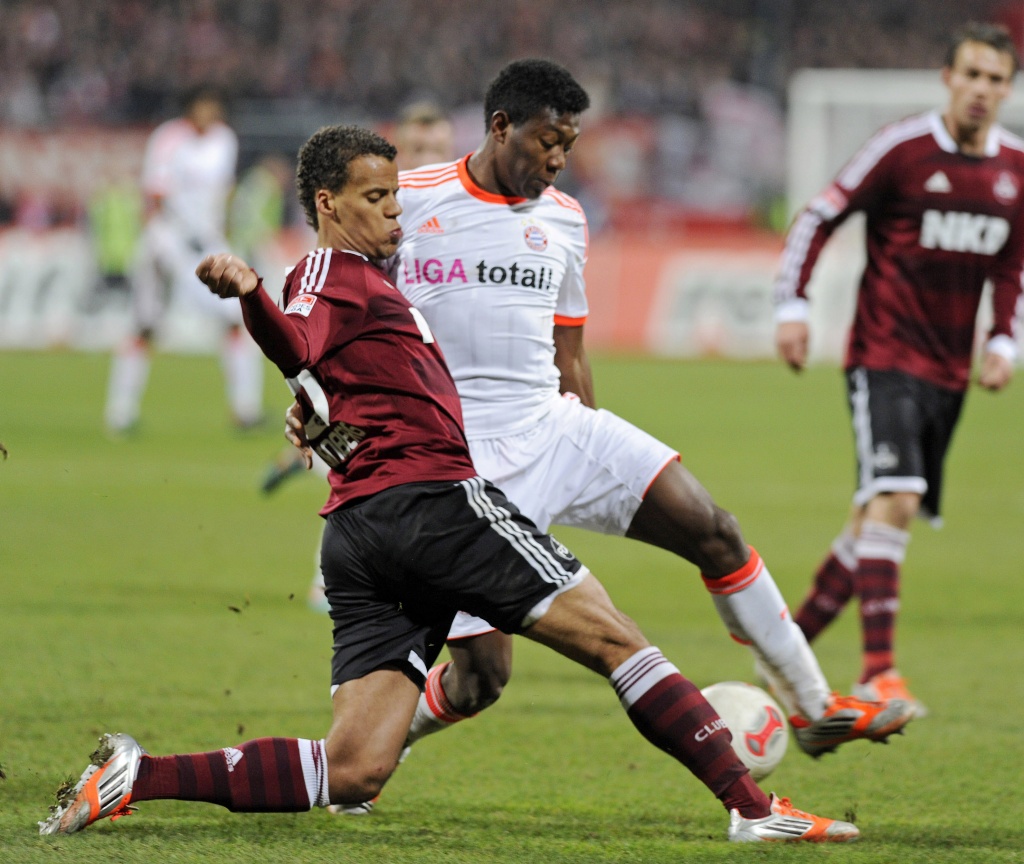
[703,546,830,721]
[610,647,769,818]
[131,737,329,811]
[406,662,475,747]
[794,529,857,642]
[854,521,909,683]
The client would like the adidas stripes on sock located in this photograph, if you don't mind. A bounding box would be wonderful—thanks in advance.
[132,738,329,811]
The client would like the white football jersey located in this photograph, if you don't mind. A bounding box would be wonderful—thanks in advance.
[389,156,589,438]
[141,117,237,242]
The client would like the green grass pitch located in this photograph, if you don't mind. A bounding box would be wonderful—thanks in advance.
[1,350,1022,863]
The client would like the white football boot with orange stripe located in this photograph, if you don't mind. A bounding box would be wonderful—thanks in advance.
[39,733,144,835]
[790,692,914,757]
[729,793,860,842]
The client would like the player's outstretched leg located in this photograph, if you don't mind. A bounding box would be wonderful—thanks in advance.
[626,464,913,751]
[524,572,860,842]
[703,547,914,756]
[40,670,418,835]
[39,733,331,835]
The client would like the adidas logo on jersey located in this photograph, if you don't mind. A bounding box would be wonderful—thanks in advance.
[923,171,952,193]
[416,216,444,234]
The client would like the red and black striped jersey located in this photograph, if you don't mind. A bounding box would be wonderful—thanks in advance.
[249,247,475,513]
[775,111,1024,391]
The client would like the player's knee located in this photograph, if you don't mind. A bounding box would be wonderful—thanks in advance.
[590,611,650,675]
[696,506,747,577]
[450,655,510,714]
[327,762,391,806]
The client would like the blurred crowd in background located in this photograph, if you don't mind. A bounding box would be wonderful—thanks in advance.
[1,0,1022,232]
[1,0,1015,126]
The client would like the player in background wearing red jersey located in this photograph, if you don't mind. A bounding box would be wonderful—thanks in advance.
[39,125,859,844]
[262,62,912,822]
[774,22,1024,715]
[104,86,264,435]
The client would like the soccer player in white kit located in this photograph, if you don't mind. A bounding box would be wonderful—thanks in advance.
[277,62,913,814]
[105,86,264,433]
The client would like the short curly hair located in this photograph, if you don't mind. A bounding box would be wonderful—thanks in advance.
[295,125,398,229]
[483,59,590,129]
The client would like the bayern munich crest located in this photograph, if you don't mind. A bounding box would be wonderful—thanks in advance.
[523,223,548,251]
[993,171,1019,203]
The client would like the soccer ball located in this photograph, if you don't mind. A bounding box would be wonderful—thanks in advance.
[700,681,788,781]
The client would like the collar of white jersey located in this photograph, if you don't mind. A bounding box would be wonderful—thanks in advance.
[929,110,1002,157]
[457,155,529,205]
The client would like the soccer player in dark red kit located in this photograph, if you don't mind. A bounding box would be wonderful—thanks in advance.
[774,22,1024,715]
[39,125,858,842]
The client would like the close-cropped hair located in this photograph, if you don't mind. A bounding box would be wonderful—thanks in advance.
[296,125,397,228]
[483,58,591,128]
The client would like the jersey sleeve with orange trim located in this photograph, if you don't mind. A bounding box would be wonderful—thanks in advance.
[548,189,589,325]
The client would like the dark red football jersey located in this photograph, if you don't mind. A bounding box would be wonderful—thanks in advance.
[776,111,1024,391]
[247,247,475,513]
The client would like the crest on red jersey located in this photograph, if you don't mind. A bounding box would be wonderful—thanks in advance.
[993,171,1019,203]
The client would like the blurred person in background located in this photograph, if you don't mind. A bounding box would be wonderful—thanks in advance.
[394,100,456,170]
[773,22,1024,716]
[86,170,142,301]
[104,85,264,434]
[228,153,293,277]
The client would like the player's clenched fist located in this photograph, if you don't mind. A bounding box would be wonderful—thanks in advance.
[195,253,260,299]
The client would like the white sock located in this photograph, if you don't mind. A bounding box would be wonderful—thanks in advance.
[406,662,472,747]
[105,339,150,431]
[832,526,859,571]
[608,646,680,708]
[221,330,264,425]
[703,547,830,720]
[297,738,330,808]
[856,520,910,564]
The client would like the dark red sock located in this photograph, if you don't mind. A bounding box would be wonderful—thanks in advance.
[857,558,899,682]
[132,737,323,812]
[794,551,854,642]
[611,648,770,818]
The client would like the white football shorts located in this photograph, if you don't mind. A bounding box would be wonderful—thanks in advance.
[448,393,678,639]
[132,215,243,331]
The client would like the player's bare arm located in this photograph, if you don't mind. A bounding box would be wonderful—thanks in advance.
[553,324,596,406]
[978,351,1014,391]
[195,253,260,299]
[775,321,809,372]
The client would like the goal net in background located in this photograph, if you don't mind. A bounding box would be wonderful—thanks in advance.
[786,68,1024,363]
